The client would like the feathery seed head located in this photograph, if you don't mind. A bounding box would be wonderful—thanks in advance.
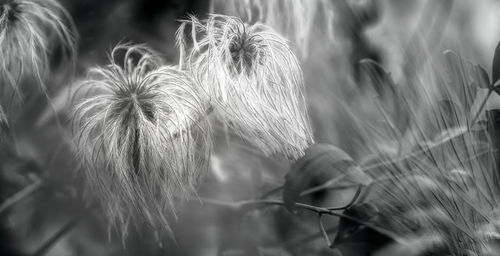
[73,44,211,237]
[177,15,313,160]
[0,0,77,124]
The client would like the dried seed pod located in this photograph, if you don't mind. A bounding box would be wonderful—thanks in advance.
[177,15,313,160]
[72,44,211,236]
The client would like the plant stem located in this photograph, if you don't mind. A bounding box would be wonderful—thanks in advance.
[259,185,284,199]
[32,218,79,256]
[470,88,493,127]
[318,214,331,246]
[0,179,43,214]
[283,225,338,248]
[197,197,400,242]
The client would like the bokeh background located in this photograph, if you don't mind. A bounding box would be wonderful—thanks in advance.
[2,0,500,255]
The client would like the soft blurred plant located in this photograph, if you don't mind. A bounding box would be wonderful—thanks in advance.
[325,45,500,255]
[72,44,211,237]
[5,1,500,256]
[0,0,77,125]
[177,14,313,160]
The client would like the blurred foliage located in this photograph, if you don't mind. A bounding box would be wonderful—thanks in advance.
[2,0,500,256]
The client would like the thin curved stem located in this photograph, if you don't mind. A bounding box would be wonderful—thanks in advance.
[318,214,331,247]
[197,197,400,241]
[326,185,363,211]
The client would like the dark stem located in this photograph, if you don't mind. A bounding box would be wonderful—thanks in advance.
[32,218,79,256]
[0,179,43,214]
[197,197,399,241]
[470,88,493,127]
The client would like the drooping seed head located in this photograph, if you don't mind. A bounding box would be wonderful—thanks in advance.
[72,44,211,237]
[0,0,77,124]
[177,14,313,160]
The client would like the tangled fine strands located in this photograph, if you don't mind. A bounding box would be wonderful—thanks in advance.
[72,44,211,237]
[211,0,336,58]
[177,14,314,160]
[353,51,500,255]
[0,0,77,125]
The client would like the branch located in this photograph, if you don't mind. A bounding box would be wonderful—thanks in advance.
[282,226,338,249]
[196,197,399,241]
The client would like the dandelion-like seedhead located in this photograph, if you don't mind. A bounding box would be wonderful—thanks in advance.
[0,0,77,122]
[73,44,211,236]
[177,15,313,160]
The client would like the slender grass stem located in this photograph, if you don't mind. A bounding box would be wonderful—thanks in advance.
[32,218,79,256]
[0,179,43,214]
[259,185,284,199]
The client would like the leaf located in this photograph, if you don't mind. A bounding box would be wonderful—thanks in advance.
[486,110,500,149]
[443,50,479,112]
[492,41,500,85]
[373,234,444,256]
[354,0,380,26]
[474,64,491,88]
[437,99,461,128]
[257,247,293,256]
[359,59,411,134]
[284,144,372,213]
[331,203,395,256]
[359,59,396,96]
[411,126,491,170]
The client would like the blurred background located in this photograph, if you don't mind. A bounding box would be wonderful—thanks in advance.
[1,0,500,255]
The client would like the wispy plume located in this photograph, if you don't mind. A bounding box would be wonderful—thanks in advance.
[211,0,335,58]
[72,44,211,236]
[0,0,77,123]
[177,14,313,160]
[354,49,500,255]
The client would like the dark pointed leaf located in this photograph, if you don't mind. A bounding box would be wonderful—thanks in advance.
[359,59,396,96]
[437,99,461,128]
[354,0,380,27]
[359,59,411,134]
[284,144,372,213]
[0,104,8,136]
[474,64,491,88]
[444,50,478,112]
[492,41,500,85]
[373,234,445,256]
[332,203,394,256]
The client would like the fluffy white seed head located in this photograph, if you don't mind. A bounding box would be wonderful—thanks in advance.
[0,0,77,123]
[177,14,313,160]
[72,44,211,237]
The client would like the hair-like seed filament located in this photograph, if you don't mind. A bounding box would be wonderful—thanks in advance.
[73,44,211,238]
